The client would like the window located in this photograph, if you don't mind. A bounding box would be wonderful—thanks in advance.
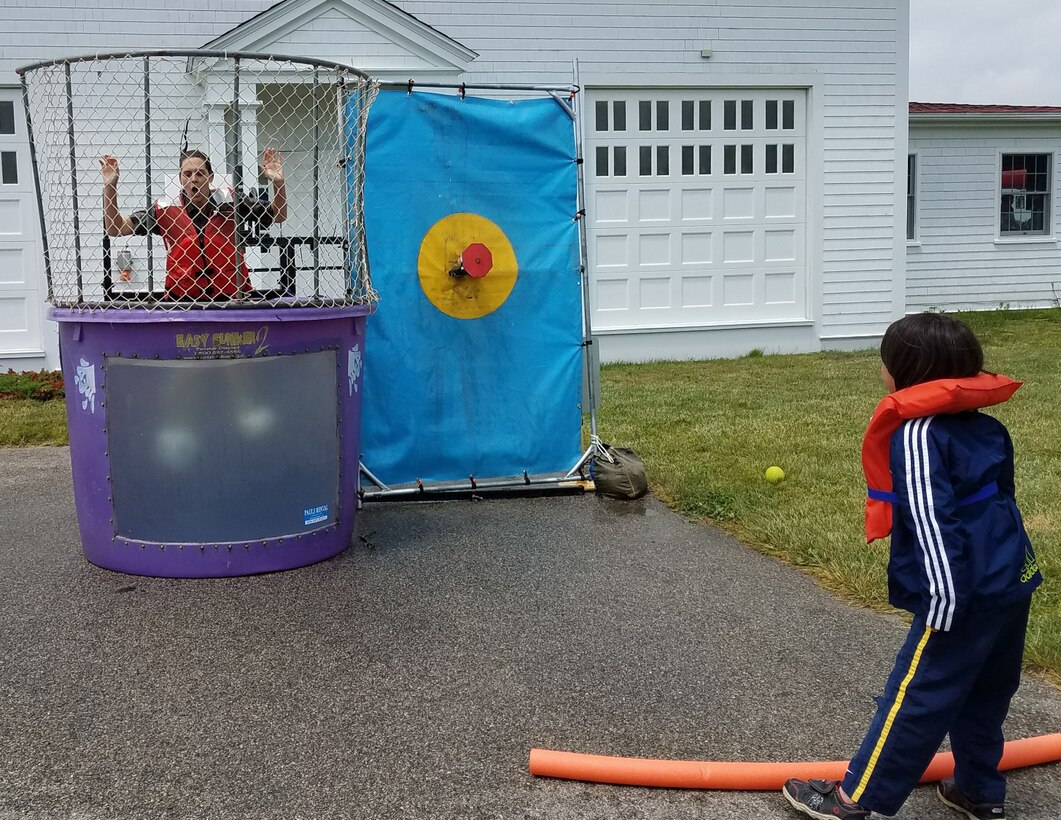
[0,100,15,135]
[723,144,753,175]
[594,145,627,177]
[680,145,710,175]
[681,99,711,131]
[723,99,754,131]
[638,144,669,176]
[0,151,17,185]
[766,144,794,175]
[639,100,669,131]
[907,154,917,240]
[1000,153,1051,236]
[595,100,627,132]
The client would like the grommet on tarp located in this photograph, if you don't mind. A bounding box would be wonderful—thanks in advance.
[523,470,531,485]
[573,208,586,223]
[458,82,466,100]
[416,478,425,493]
[407,78,415,95]
[469,475,478,489]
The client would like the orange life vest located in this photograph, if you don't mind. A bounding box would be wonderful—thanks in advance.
[861,373,1022,543]
[154,193,250,299]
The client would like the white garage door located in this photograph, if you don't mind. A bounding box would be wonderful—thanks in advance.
[0,87,44,358]
[585,88,807,331]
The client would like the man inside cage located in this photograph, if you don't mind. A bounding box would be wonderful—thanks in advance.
[99,148,287,300]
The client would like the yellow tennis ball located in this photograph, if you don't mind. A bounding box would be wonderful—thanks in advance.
[764,466,785,484]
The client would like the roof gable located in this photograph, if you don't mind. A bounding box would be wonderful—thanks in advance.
[203,0,477,79]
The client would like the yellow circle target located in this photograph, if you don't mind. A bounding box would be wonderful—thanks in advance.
[417,213,518,319]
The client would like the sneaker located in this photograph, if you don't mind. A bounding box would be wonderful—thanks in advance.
[782,778,871,819]
[937,778,1006,820]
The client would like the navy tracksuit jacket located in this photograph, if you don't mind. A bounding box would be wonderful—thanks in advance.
[842,411,1042,814]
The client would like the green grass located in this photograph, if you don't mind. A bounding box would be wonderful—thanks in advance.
[599,308,1061,685]
[0,399,68,446]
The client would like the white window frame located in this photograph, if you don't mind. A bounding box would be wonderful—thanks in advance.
[906,153,918,243]
[998,152,1052,239]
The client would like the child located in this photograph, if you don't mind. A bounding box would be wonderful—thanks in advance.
[782,312,1042,820]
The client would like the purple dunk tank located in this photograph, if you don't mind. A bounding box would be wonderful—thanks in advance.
[53,306,370,577]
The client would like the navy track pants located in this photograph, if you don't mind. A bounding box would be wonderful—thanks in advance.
[841,597,1031,815]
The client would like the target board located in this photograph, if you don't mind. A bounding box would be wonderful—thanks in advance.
[417,213,519,320]
[357,90,582,485]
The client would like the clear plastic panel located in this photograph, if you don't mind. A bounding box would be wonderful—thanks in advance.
[107,351,339,542]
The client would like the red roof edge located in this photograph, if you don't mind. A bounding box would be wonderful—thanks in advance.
[910,102,1061,114]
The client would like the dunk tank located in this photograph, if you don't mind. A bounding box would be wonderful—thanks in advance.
[18,51,379,576]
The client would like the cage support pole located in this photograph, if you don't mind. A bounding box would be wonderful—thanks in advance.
[338,79,353,294]
[64,62,83,302]
[312,67,321,297]
[231,56,245,296]
[143,56,155,292]
[20,73,54,302]
[353,85,374,298]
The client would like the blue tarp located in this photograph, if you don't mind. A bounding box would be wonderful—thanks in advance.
[357,90,582,484]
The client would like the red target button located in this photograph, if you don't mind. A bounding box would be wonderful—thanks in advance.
[461,243,493,278]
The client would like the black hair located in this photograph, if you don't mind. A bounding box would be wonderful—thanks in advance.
[179,149,213,175]
[880,312,984,390]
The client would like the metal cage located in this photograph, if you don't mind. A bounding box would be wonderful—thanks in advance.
[18,50,379,310]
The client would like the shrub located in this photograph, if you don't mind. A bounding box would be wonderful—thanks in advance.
[0,369,65,401]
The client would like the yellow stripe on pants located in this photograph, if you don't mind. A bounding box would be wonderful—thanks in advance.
[851,625,934,803]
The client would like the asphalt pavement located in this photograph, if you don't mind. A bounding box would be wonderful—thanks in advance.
[1,447,1059,820]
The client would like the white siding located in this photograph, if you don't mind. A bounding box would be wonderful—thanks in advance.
[909,122,1061,311]
[0,2,277,77]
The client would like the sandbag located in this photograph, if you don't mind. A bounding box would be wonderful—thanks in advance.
[592,444,648,500]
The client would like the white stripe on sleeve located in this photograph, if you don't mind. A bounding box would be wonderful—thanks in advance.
[903,417,955,630]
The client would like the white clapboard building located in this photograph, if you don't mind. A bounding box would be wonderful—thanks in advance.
[907,102,1061,312]
[4,0,915,369]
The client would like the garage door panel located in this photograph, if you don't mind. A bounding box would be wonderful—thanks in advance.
[593,189,630,223]
[0,294,29,329]
[587,88,807,330]
[680,188,714,221]
[0,197,25,236]
[765,185,799,219]
[0,245,27,283]
[595,277,630,312]
[680,231,712,266]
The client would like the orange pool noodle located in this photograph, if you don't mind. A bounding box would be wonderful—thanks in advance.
[529,733,1061,791]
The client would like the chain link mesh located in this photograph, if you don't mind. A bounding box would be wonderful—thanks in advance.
[19,51,379,310]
